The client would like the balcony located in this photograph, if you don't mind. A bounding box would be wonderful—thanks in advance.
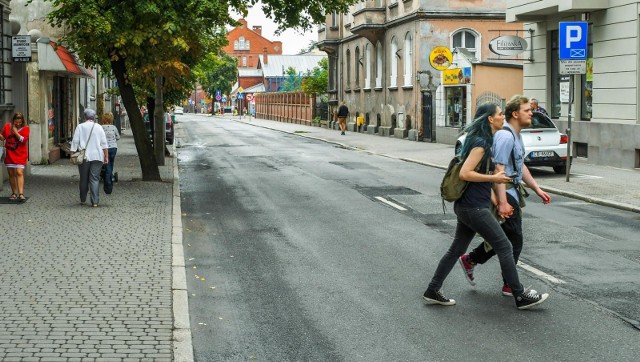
[350,4,386,43]
[507,0,608,22]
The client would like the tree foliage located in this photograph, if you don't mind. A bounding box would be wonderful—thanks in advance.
[37,0,359,180]
[193,53,238,100]
[302,58,329,96]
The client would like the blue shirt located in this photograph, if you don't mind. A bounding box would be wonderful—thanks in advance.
[492,123,525,201]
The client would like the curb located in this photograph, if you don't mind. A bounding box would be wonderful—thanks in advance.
[171,147,194,361]
[232,119,640,215]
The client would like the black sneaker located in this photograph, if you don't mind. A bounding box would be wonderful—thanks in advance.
[423,289,456,306]
[516,288,549,310]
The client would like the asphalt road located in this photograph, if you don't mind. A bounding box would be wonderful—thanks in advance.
[176,114,639,361]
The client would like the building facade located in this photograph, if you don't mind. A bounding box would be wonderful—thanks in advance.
[507,0,640,169]
[317,0,524,143]
[224,19,283,68]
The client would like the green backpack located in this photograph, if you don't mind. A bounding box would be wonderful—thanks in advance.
[440,154,490,203]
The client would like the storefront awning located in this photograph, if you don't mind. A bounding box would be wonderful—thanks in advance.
[37,40,94,78]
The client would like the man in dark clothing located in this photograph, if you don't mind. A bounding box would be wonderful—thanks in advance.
[337,102,349,135]
[530,98,548,116]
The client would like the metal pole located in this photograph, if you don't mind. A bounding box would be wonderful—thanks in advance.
[565,74,574,182]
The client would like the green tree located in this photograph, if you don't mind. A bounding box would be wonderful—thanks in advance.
[302,58,329,96]
[193,53,238,113]
[38,0,358,180]
[282,67,301,92]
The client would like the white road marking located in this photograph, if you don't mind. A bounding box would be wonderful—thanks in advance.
[374,197,407,211]
[517,261,565,284]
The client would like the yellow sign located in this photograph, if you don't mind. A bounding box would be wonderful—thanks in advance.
[443,67,472,85]
[430,46,453,71]
[238,87,244,93]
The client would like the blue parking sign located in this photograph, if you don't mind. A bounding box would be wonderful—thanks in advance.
[559,22,588,60]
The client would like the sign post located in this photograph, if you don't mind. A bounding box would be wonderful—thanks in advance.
[559,21,588,182]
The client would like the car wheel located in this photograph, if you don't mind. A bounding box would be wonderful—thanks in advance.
[553,165,566,174]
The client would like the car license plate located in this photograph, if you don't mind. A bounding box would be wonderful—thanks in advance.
[530,151,555,158]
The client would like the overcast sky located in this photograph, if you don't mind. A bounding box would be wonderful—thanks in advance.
[234,5,318,54]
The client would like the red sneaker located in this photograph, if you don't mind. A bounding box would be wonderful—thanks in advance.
[458,254,476,286]
[502,284,513,297]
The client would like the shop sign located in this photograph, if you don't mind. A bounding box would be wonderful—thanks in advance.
[559,59,586,75]
[429,46,453,71]
[489,35,528,56]
[443,67,472,85]
[12,35,32,62]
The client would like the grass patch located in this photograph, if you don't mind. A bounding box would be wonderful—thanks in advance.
[294,130,309,134]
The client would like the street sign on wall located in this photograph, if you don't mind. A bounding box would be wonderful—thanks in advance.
[559,22,588,60]
[489,35,528,56]
[12,35,31,62]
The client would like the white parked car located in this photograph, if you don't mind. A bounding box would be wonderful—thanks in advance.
[173,106,184,115]
[455,112,569,174]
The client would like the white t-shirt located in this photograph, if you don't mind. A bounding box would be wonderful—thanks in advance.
[102,124,120,148]
[71,120,108,162]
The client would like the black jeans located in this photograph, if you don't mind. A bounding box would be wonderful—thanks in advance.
[469,194,523,267]
[427,203,524,298]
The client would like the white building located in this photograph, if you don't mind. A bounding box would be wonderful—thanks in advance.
[508,0,640,168]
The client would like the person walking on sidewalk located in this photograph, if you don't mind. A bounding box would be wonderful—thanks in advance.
[101,112,120,195]
[423,103,550,310]
[71,109,108,207]
[337,102,349,135]
[458,95,552,296]
[0,112,30,203]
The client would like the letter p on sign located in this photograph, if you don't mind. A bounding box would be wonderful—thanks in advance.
[566,26,582,47]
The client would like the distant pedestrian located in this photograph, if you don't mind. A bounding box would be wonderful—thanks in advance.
[423,103,550,310]
[458,95,551,296]
[101,112,120,194]
[0,112,30,202]
[530,98,548,116]
[71,109,108,207]
[337,102,349,135]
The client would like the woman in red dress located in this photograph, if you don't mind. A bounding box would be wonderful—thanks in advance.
[1,112,30,202]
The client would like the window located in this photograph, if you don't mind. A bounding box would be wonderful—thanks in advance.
[390,37,398,87]
[451,29,479,59]
[242,56,247,67]
[238,37,245,50]
[355,47,360,88]
[331,11,338,28]
[234,40,239,50]
[346,49,351,89]
[581,24,593,120]
[550,30,565,119]
[404,33,413,86]
[245,40,250,50]
[364,44,372,89]
[375,42,383,88]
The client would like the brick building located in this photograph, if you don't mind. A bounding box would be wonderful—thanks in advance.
[224,19,283,68]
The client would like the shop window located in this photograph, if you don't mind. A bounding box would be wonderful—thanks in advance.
[355,47,361,89]
[375,42,383,88]
[446,87,467,128]
[451,29,479,59]
[390,37,398,87]
[364,44,372,89]
[404,33,413,86]
[581,24,594,120]
[346,49,351,90]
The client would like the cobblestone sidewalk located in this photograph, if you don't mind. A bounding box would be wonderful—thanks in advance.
[0,134,177,361]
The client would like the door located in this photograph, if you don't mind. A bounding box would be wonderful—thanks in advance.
[421,91,433,142]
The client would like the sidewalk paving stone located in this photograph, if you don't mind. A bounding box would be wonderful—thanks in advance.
[0,133,177,361]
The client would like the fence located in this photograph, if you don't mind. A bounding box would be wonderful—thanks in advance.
[254,92,316,126]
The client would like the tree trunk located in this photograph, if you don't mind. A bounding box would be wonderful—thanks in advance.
[110,57,161,181]
[154,76,165,166]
